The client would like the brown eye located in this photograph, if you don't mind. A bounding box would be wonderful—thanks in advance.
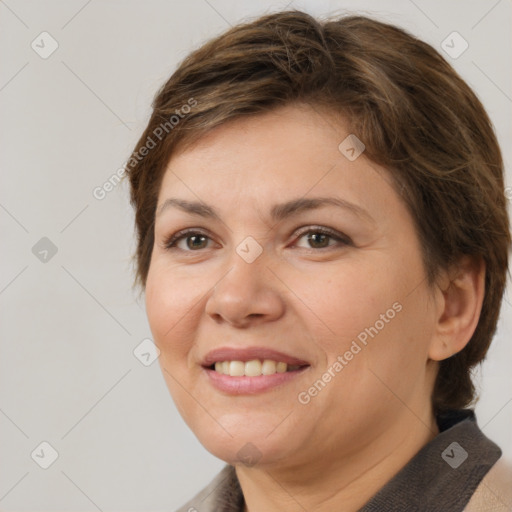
[294,227,352,250]
[164,230,213,251]
[163,226,351,253]
[184,234,209,250]
[305,232,331,249]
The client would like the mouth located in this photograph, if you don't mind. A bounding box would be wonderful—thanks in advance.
[201,347,311,394]
[205,359,307,376]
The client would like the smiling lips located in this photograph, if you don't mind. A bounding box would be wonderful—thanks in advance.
[202,346,310,394]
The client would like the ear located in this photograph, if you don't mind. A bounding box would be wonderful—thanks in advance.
[428,255,486,361]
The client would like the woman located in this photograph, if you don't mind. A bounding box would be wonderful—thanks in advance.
[126,10,512,511]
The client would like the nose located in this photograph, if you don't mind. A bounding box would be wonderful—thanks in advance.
[204,247,286,328]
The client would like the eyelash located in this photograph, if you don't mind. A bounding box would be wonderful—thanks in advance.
[162,226,352,252]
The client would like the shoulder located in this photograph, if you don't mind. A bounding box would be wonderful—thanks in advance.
[464,457,512,511]
[174,465,241,512]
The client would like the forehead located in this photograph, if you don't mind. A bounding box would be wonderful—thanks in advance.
[157,104,398,220]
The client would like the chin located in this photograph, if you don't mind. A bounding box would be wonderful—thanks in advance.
[188,413,297,467]
[202,436,289,468]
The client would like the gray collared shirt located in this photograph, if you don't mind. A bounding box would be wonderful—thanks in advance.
[176,409,503,512]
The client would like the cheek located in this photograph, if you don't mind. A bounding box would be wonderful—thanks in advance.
[145,264,201,358]
[306,256,431,377]
[291,263,391,353]
[353,284,436,409]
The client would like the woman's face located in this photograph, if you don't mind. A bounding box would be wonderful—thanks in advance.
[145,104,440,469]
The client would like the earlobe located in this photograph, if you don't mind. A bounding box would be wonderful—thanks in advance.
[428,256,486,361]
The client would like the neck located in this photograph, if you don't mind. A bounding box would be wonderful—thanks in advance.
[236,410,439,512]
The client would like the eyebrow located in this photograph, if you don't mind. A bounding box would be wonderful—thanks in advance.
[156,196,374,223]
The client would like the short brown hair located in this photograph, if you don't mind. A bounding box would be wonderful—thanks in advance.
[126,10,511,413]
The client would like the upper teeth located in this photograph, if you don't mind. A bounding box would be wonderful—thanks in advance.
[213,360,301,377]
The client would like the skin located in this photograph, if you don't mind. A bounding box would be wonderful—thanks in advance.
[145,103,485,511]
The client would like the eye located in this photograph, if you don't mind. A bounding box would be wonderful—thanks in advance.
[293,226,352,250]
[162,226,352,252]
[163,229,214,251]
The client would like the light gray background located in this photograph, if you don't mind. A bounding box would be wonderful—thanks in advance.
[0,0,511,510]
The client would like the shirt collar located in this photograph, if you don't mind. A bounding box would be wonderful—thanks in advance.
[359,409,501,511]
